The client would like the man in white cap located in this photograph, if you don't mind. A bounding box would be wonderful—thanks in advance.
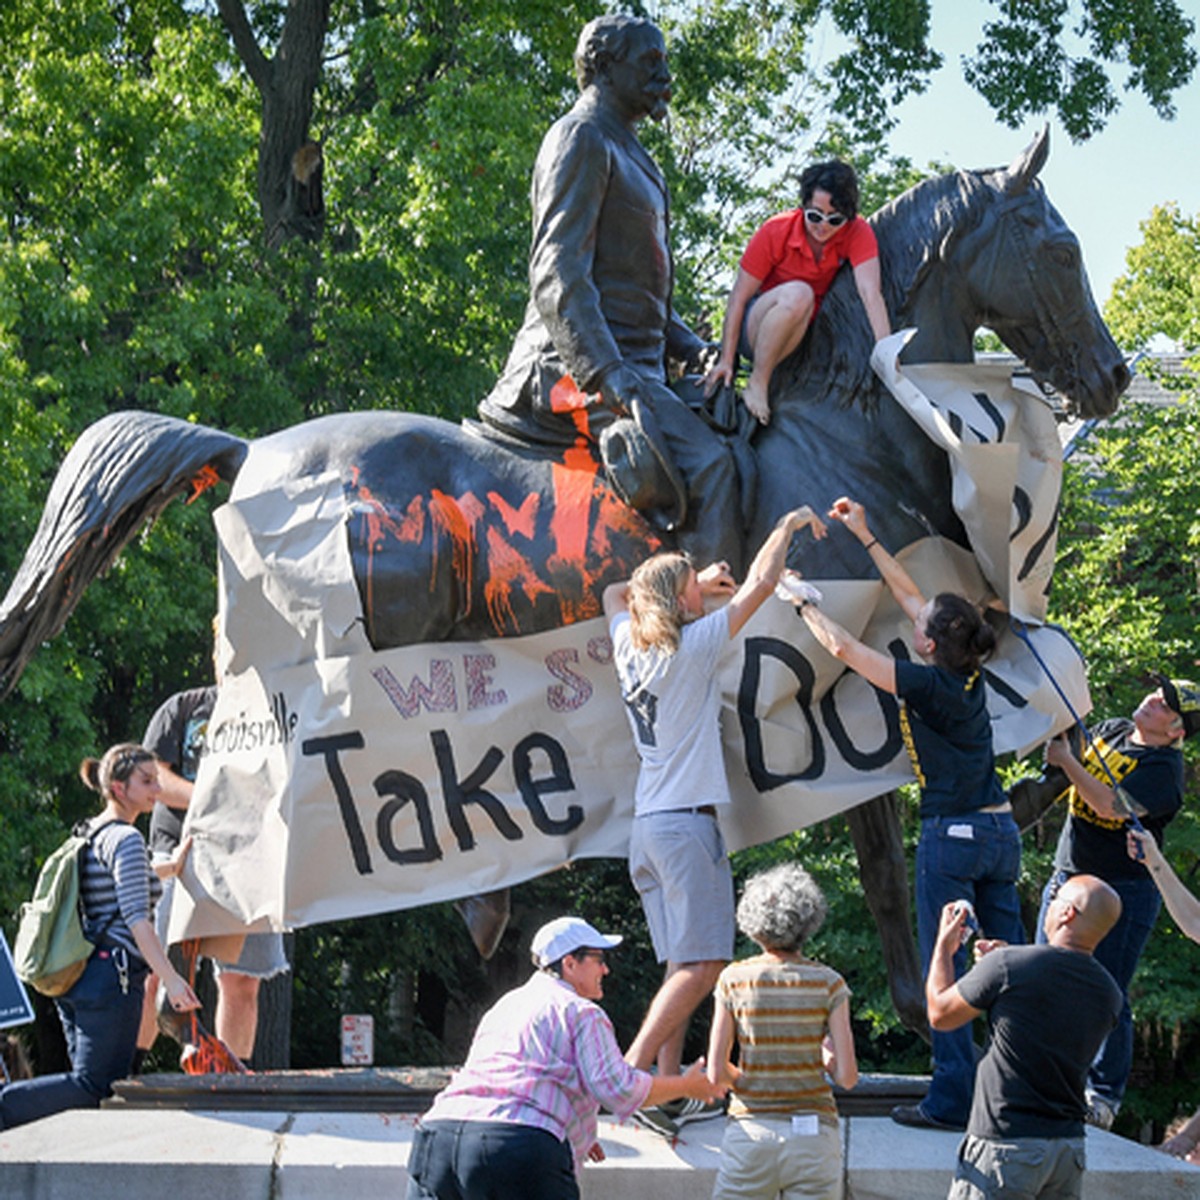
[406,916,725,1200]
[1034,674,1199,1130]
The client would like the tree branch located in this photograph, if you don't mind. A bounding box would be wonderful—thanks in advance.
[217,0,271,93]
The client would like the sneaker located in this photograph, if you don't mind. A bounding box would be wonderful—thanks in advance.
[890,1103,965,1132]
[661,1096,727,1126]
[1084,1092,1116,1131]
[630,1105,679,1137]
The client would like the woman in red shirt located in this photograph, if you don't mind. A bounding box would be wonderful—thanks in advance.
[705,161,891,425]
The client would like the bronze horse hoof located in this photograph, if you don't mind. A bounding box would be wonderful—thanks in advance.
[454,889,511,959]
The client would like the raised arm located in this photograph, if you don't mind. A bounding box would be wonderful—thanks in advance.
[1129,828,1200,944]
[791,577,898,694]
[153,760,194,812]
[828,497,925,621]
[1044,736,1127,822]
[925,903,982,1032]
[725,506,827,638]
[602,581,630,620]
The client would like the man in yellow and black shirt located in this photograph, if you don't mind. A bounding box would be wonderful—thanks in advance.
[1036,675,1199,1131]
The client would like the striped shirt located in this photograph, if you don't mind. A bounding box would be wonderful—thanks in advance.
[79,819,161,961]
[423,970,652,1170]
[715,953,850,1120]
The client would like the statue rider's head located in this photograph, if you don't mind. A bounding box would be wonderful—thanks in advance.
[575,16,671,123]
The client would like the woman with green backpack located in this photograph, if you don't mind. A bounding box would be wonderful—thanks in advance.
[0,743,199,1129]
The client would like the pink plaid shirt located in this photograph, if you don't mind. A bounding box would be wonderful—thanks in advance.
[423,970,653,1169]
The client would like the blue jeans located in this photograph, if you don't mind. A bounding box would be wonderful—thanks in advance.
[917,812,1024,1126]
[1036,870,1159,1111]
[0,947,147,1130]
[406,1120,578,1200]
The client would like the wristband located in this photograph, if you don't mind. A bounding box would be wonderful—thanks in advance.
[864,538,879,552]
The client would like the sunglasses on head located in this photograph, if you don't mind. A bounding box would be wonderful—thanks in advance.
[805,208,847,228]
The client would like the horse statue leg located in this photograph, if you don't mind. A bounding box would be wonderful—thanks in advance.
[845,792,929,1038]
[453,889,511,960]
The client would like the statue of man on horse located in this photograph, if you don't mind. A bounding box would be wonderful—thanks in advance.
[477,13,743,570]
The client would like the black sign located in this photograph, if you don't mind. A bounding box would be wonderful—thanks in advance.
[0,930,34,1029]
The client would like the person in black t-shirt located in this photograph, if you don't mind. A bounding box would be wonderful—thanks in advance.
[928,876,1123,1200]
[136,686,289,1067]
[1034,675,1199,1129]
[789,497,1024,1132]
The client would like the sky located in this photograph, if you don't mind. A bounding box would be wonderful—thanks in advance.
[882,2,1200,315]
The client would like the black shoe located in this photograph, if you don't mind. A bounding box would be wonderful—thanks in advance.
[660,1096,727,1126]
[630,1106,679,1137]
[890,1103,965,1132]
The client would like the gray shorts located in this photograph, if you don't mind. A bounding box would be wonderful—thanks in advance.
[155,875,290,980]
[948,1133,1085,1200]
[628,809,735,964]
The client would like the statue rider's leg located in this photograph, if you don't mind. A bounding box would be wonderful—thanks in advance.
[636,391,743,573]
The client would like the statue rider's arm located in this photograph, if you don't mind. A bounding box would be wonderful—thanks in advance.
[665,306,712,375]
[529,120,624,398]
[853,256,892,344]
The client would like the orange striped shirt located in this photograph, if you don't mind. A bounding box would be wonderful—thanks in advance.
[715,953,850,1119]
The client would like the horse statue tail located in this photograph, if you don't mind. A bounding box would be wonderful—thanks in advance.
[0,410,247,697]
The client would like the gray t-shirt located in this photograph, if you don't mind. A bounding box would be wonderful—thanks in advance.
[957,944,1121,1140]
[611,607,731,814]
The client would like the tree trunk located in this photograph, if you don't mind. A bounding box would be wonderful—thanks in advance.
[217,0,331,246]
[846,791,929,1039]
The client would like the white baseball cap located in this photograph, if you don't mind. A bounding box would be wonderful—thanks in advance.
[531,916,622,967]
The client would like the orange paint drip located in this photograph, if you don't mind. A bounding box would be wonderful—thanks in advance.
[549,444,600,571]
[487,491,539,539]
[186,464,221,504]
[548,374,594,414]
[350,486,428,623]
[482,525,555,633]
[429,490,484,613]
[592,481,661,561]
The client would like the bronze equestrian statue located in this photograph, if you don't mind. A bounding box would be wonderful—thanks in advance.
[0,20,1128,1037]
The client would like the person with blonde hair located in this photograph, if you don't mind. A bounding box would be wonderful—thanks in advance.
[0,744,198,1129]
[603,505,827,1132]
[708,863,857,1200]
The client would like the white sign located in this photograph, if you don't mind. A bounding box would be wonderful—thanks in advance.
[341,1013,374,1066]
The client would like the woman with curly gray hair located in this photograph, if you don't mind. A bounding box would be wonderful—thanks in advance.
[707,863,857,1200]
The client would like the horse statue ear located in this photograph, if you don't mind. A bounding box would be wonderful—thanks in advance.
[1000,123,1050,197]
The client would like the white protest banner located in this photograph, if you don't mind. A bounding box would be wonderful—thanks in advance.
[171,532,1089,942]
[872,331,1063,622]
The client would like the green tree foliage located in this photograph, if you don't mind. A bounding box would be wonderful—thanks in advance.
[0,0,1196,1074]
[1106,203,1200,353]
[1020,382,1200,1135]
[962,0,1197,141]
